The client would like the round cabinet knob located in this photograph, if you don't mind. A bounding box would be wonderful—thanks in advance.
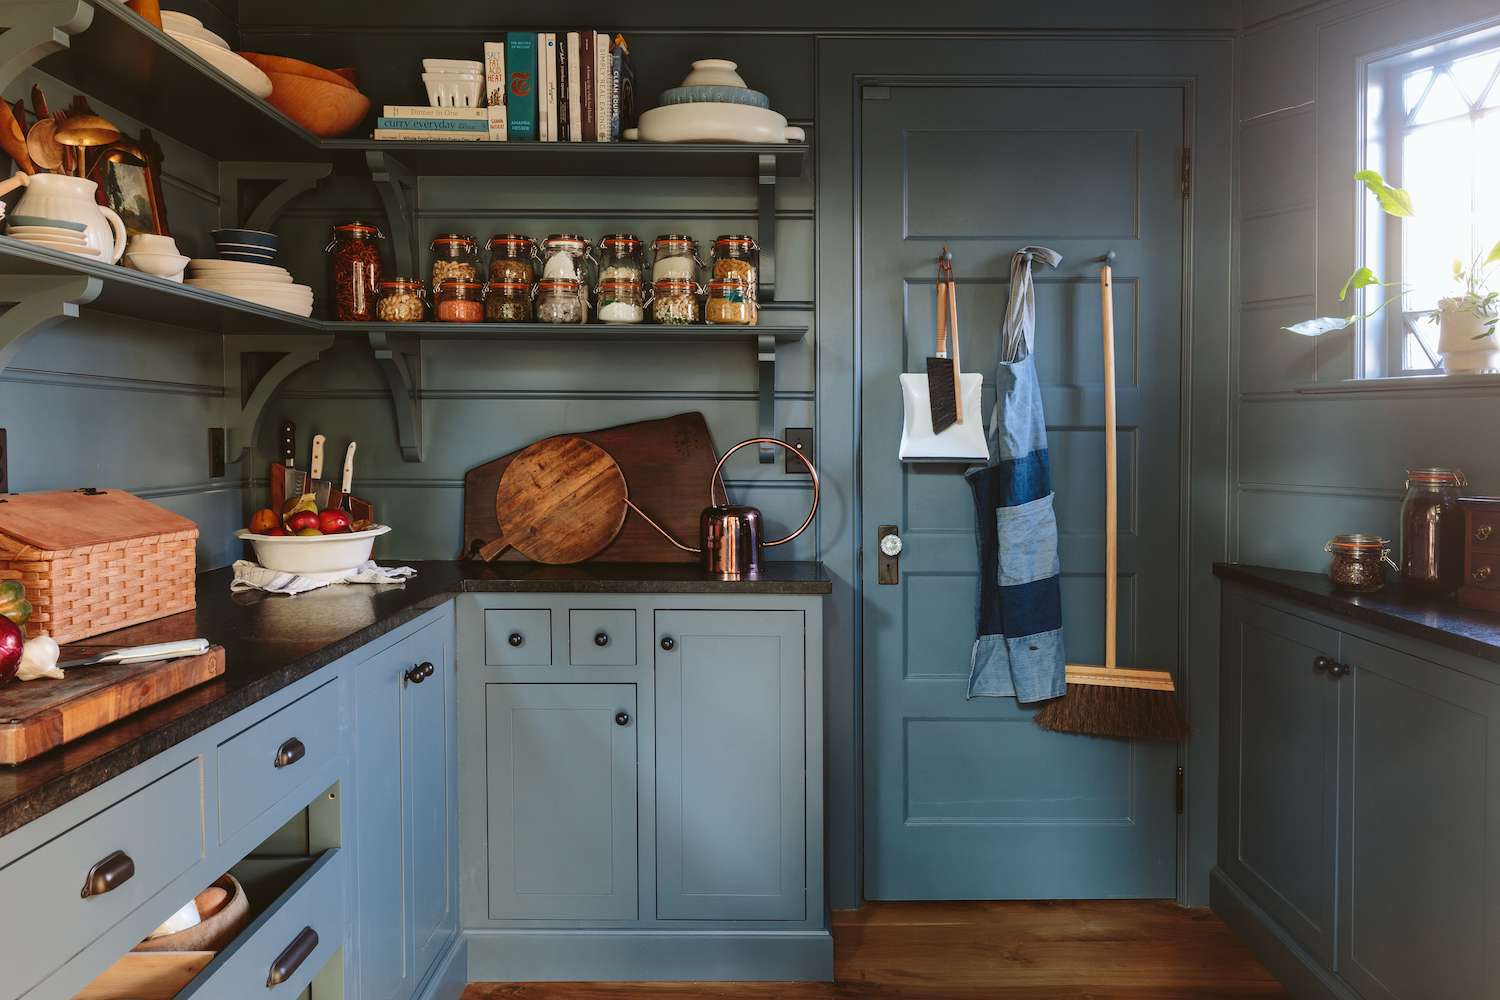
[1313,655,1336,672]
[880,533,904,558]
[594,631,610,647]
[405,661,434,684]
[1477,525,1494,542]
[508,632,524,647]
[1475,566,1493,583]
[1327,661,1351,679]
[660,636,675,651]
[615,711,630,727]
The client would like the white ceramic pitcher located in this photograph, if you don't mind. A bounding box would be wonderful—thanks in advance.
[11,174,128,263]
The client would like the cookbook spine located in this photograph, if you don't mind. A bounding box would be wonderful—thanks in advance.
[556,34,570,142]
[565,31,582,141]
[503,32,536,140]
[378,117,489,131]
[594,32,609,141]
[383,105,488,119]
[537,33,555,141]
[373,129,491,142]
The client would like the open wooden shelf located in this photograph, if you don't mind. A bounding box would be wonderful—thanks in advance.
[325,321,807,342]
[324,140,807,178]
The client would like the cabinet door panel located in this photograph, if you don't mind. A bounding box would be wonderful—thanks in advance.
[405,625,455,982]
[354,643,411,1000]
[1220,596,1339,965]
[486,683,637,920]
[1338,635,1498,1000]
[655,610,805,921]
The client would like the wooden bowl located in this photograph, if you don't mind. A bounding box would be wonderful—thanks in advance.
[264,71,370,137]
[237,51,354,90]
[133,874,249,953]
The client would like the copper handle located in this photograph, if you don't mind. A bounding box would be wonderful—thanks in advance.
[81,850,134,898]
[1477,525,1493,542]
[708,438,820,548]
[1475,566,1493,582]
[266,926,318,987]
[274,737,305,768]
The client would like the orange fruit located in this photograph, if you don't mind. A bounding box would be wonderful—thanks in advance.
[249,507,280,534]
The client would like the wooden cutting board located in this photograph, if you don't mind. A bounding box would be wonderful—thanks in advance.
[0,646,225,765]
[463,412,726,564]
[479,437,628,564]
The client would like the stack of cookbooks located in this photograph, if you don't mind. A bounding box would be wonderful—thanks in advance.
[505,31,636,142]
[373,106,496,142]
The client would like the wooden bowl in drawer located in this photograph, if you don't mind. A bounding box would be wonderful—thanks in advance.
[134,874,250,954]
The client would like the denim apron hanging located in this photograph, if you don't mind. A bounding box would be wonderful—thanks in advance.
[964,246,1066,702]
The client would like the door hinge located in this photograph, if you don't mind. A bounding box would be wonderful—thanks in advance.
[1180,147,1192,200]
[1175,766,1185,814]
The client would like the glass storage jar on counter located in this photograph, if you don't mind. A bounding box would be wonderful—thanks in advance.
[651,235,700,283]
[435,278,485,323]
[429,234,480,294]
[485,280,533,322]
[711,235,759,313]
[706,277,755,325]
[598,234,645,284]
[652,277,700,325]
[1324,533,1398,592]
[487,234,536,285]
[536,277,587,324]
[376,277,426,323]
[597,278,645,324]
[1400,467,1468,593]
[326,221,384,322]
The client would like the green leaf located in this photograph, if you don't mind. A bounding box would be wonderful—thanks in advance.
[1454,258,1466,279]
[1486,241,1500,266]
[1354,169,1415,217]
[1339,267,1380,302]
[1284,315,1357,337]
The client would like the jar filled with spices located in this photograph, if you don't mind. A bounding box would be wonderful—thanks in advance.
[429,234,480,295]
[597,278,645,324]
[435,278,485,323]
[650,235,700,284]
[705,277,755,325]
[536,277,587,324]
[1400,467,1468,593]
[376,277,426,323]
[652,277,700,325]
[598,234,645,285]
[711,235,759,315]
[1324,533,1398,593]
[485,280,533,322]
[326,221,384,322]
[487,234,536,286]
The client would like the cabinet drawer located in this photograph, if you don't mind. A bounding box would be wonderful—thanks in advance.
[0,759,204,996]
[569,609,637,666]
[218,681,340,843]
[184,848,343,997]
[484,610,552,665]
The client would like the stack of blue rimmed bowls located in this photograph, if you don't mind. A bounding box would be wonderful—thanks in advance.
[210,228,279,264]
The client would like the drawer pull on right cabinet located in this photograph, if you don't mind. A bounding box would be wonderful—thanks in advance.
[594,631,610,647]
[1475,565,1493,582]
[80,850,134,898]
[267,926,318,987]
[615,711,630,726]
[274,737,305,769]
[405,661,435,684]
[1477,525,1493,541]
[508,632,524,647]
[1314,655,1351,679]
[660,636,675,651]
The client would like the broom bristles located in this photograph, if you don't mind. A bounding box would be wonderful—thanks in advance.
[1033,683,1188,742]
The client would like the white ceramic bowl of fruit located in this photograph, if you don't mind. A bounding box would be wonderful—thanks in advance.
[237,507,390,574]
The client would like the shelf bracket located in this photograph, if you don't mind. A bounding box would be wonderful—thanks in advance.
[222,334,334,467]
[218,162,333,231]
[0,274,100,375]
[0,0,91,94]
[757,153,778,303]
[368,331,423,462]
[756,334,777,463]
[367,151,419,278]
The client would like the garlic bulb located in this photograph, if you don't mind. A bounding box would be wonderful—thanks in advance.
[17,635,62,681]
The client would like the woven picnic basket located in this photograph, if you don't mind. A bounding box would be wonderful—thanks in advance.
[0,488,197,643]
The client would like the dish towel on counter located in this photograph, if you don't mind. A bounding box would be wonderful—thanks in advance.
[963,246,1066,702]
[231,560,417,597]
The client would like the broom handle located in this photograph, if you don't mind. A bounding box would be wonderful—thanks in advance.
[1101,264,1117,671]
[948,272,963,423]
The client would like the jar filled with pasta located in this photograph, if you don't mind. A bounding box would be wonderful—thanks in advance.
[597,278,646,324]
[326,221,384,322]
[487,234,536,286]
[711,235,759,304]
[705,277,755,325]
[435,278,485,323]
[485,280,533,322]
[376,277,426,323]
[651,277,700,325]
[430,234,480,295]
[650,235,700,284]
[537,277,587,324]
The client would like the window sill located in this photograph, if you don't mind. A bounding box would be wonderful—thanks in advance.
[1295,373,1500,395]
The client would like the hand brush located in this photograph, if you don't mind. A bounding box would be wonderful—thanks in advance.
[925,248,963,433]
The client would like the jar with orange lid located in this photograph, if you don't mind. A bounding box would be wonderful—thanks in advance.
[326,221,384,321]
[376,277,426,323]
[487,234,537,286]
[537,277,587,324]
[1324,533,1398,592]
[711,235,759,310]
[598,233,645,285]
[597,278,645,324]
[705,277,754,325]
[1400,467,1468,593]
[429,233,480,294]
[485,280,533,322]
[652,277,700,325]
[650,234,700,284]
[435,278,484,323]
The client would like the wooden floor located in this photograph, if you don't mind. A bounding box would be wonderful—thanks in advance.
[463,900,1289,999]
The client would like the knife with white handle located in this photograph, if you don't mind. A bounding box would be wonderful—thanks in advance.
[59,638,211,670]
[310,434,332,508]
[340,441,357,512]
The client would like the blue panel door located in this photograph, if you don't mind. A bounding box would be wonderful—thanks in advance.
[861,84,1186,898]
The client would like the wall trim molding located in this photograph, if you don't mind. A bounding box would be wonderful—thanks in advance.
[0,367,224,397]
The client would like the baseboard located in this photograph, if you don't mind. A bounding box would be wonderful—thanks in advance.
[464,928,835,982]
[415,934,468,1000]
[1209,868,1358,1000]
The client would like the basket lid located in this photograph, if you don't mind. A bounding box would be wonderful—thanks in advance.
[0,488,198,552]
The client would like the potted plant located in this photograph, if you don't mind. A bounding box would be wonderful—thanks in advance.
[1434,248,1500,373]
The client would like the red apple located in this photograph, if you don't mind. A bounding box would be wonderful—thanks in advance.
[266,526,289,537]
[318,509,352,534]
[286,510,320,533]
[0,617,23,684]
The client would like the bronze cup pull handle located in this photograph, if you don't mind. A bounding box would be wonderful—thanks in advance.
[274,737,305,769]
[81,850,135,898]
[267,926,318,987]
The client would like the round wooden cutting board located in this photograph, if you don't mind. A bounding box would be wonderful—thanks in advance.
[482,436,628,564]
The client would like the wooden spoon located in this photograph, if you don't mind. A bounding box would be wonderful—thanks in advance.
[0,101,35,175]
[25,117,61,172]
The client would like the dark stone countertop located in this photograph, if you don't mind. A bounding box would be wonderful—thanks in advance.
[0,560,829,838]
[1214,563,1500,666]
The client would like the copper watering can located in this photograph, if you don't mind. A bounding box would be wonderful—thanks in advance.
[627,437,820,580]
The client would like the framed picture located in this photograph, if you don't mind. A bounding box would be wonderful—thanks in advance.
[89,129,170,237]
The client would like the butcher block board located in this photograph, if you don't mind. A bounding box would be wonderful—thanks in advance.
[464,412,727,564]
[0,645,225,765]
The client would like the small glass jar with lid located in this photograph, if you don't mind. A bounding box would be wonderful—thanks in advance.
[536,277,588,324]
[430,234,480,295]
[376,277,426,323]
[651,277,700,325]
[705,277,755,325]
[539,234,595,281]
[598,234,645,285]
[326,221,384,322]
[485,280,533,322]
[487,234,537,286]
[1324,533,1398,592]
[711,235,759,305]
[1400,467,1468,593]
[650,234,700,284]
[435,278,485,323]
[597,278,646,324]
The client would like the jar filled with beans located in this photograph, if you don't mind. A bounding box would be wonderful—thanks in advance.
[376,277,426,323]
[536,277,587,324]
[652,277,700,325]
[1324,533,1397,592]
[429,234,480,295]
[485,280,533,322]
[651,235,700,284]
[326,221,384,321]
[706,277,754,325]
[597,278,645,324]
[487,234,537,286]
[598,233,644,285]
[712,235,759,320]
[435,278,485,323]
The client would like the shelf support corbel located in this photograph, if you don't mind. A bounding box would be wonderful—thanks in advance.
[0,274,101,374]
[756,333,777,463]
[222,334,334,467]
[0,0,91,93]
[218,162,333,231]
[367,152,419,277]
[368,331,423,462]
[757,153,778,303]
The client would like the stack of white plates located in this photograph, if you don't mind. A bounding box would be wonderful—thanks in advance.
[6,221,100,258]
[186,260,314,317]
[162,13,272,99]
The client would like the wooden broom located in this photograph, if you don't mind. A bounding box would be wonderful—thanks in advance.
[1033,259,1187,742]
